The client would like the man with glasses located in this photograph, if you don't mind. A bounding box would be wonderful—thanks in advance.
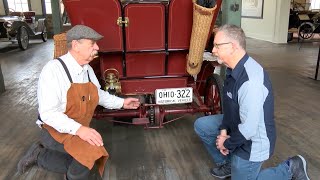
[194,24,310,180]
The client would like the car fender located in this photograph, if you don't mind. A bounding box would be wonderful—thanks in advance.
[36,18,46,33]
[11,21,36,36]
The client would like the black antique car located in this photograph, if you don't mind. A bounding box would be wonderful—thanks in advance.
[0,11,47,50]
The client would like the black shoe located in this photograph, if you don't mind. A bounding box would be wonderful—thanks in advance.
[289,155,310,180]
[17,142,42,174]
[89,164,103,180]
[210,163,231,179]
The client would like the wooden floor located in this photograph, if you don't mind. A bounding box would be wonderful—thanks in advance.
[0,38,319,180]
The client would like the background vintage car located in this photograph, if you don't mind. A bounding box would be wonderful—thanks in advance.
[0,11,47,50]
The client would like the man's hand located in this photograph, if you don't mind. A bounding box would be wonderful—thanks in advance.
[220,129,227,137]
[216,131,230,156]
[76,126,104,146]
[220,148,229,156]
[216,134,228,149]
[123,98,140,109]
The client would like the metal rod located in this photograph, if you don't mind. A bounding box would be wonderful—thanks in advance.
[121,1,127,77]
[164,2,169,75]
[162,115,187,125]
[95,104,210,118]
[95,110,140,117]
[164,106,210,114]
[314,44,320,80]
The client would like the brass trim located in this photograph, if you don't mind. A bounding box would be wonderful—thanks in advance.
[117,17,129,27]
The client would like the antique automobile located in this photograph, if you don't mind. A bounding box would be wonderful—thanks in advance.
[58,0,223,128]
[298,12,320,40]
[0,10,47,50]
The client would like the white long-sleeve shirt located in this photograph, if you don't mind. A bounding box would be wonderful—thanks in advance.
[36,52,124,135]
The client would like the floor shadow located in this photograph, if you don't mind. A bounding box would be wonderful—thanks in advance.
[0,46,19,53]
[0,39,47,53]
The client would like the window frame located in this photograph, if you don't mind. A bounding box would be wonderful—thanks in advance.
[3,0,32,13]
[42,0,52,15]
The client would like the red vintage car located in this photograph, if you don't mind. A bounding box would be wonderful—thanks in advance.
[60,0,223,128]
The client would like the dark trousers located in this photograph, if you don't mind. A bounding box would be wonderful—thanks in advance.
[37,129,91,180]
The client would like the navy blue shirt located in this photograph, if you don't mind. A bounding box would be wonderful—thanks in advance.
[221,54,276,162]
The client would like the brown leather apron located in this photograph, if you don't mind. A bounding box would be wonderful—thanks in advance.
[43,58,109,176]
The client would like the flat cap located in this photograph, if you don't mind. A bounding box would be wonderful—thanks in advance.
[66,25,104,42]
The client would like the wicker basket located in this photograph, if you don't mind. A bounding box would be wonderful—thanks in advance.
[187,2,217,75]
[53,33,68,59]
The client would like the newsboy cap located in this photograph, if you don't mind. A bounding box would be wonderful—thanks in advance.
[66,25,104,42]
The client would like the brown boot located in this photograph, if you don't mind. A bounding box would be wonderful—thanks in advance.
[17,142,43,174]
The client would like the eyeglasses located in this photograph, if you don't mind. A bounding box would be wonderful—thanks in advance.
[213,42,232,49]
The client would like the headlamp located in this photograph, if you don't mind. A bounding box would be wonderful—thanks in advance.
[3,21,12,29]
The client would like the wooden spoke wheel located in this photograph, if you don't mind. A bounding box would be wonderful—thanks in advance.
[204,74,224,115]
[41,27,48,42]
[17,26,29,50]
[298,22,315,40]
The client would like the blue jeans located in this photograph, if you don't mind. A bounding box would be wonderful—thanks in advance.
[194,114,231,166]
[232,155,290,180]
[194,115,291,180]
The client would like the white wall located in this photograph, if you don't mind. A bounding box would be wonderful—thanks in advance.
[241,0,291,43]
[0,1,5,15]
[31,1,43,15]
[273,0,291,43]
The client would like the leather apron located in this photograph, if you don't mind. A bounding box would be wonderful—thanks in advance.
[43,58,109,176]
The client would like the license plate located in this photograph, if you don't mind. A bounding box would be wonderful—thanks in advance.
[155,87,193,105]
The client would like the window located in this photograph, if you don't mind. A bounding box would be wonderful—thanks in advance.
[310,0,320,10]
[45,0,52,14]
[7,0,29,12]
[44,0,64,15]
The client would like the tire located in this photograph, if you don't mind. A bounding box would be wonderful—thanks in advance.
[41,27,48,42]
[17,26,29,50]
[298,22,315,40]
[204,74,224,115]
